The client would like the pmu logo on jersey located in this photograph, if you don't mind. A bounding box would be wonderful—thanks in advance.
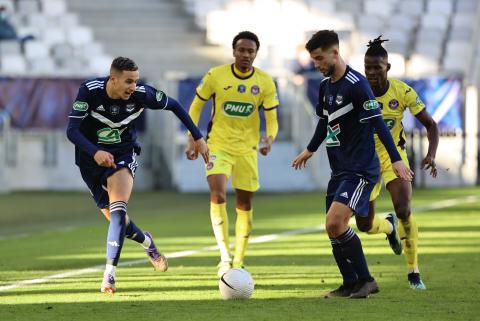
[223,101,255,117]
[384,118,396,130]
[251,85,260,95]
[326,124,341,147]
[388,99,399,109]
[73,101,88,111]
[363,100,379,110]
[237,84,246,93]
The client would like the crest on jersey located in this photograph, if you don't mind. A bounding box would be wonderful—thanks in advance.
[110,105,120,115]
[251,85,260,95]
[73,101,88,111]
[363,100,379,110]
[237,84,246,93]
[156,90,164,102]
[126,104,135,113]
[416,96,423,105]
[326,124,341,147]
[327,95,334,106]
[388,99,399,109]
[335,94,343,105]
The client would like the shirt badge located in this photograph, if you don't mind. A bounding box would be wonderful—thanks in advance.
[388,99,399,109]
[251,85,260,95]
[237,84,246,93]
[126,103,135,113]
[110,105,120,115]
[335,94,343,105]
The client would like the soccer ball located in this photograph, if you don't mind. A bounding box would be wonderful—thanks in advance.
[218,268,254,299]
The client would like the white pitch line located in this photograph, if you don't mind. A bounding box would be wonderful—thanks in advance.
[1,195,479,292]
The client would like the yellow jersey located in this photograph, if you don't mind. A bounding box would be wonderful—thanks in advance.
[374,78,425,153]
[195,64,279,155]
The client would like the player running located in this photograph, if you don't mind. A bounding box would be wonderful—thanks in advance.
[356,36,439,290]
[66,57,208,293]
[292,30,413,298]
[185,31,279,277]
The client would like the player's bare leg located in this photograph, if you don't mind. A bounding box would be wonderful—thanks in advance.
[387,178,425,289]
[233,189,254,268]
[208,174,232,276]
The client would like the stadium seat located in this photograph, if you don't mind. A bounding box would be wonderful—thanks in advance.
[0,39,21,55]
[442,55,469,74]
[40,0,67,16]
[17,0,40,15]
[399,0,425,16]
[407,53,439,75]
[335,0,362,14]
[88,54,113,75]
[0,54,27,73]
[24,40,50,60]
[41,27,66,46]
[455,0,478,13]
[66,26,93,48]
[307,0,335,14]
[426,0,453,15]
[421,13,449,32]
[364,0,396,17]
[28,56,56,75]
[356,14,386,34]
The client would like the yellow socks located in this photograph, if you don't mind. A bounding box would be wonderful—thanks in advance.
[210,202,231,262]
[233,208,253,267]
[367,215,393,234]
[398,214,419,272]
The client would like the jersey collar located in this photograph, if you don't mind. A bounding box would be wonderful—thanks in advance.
[231,63,255,80]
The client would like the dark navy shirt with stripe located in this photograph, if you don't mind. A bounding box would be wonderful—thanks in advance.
[67,77,201,164]
[316,66,382,181]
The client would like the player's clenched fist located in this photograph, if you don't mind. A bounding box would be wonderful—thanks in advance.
[94,150,116,168]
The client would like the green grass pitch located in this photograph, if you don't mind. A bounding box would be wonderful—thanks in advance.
[0,188,479,321]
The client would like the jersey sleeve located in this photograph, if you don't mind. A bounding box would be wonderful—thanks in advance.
[69,85,91,119]
[196,69,214,101]
[404,84,425,116]
[262,76,279,109]
[143,84,169,110]
[316,79,328,120]
[353,80,382,122]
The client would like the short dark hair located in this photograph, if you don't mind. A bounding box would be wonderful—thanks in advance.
[232,31,260,51]
[365,35,389,58]
[305,30,339,53]
[111,56,138,72]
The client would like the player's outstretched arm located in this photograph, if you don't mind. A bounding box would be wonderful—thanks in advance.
[371,115,413,181]
[415,109,439,177]
[292,118,326,170]
[292,149,314,170]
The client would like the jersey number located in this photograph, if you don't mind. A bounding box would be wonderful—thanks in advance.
[97,128,123,144]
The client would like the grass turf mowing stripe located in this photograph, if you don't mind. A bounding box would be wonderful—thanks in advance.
[1,194,478,292]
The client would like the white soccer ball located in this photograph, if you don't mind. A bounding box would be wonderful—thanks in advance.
[218,268,254,299]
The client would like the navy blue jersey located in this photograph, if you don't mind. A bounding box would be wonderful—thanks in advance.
[316,66,382,180]
[68,77,168,156]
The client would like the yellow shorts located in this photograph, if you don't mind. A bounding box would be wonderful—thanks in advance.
[370,148,410,201]
[205,149,260,192]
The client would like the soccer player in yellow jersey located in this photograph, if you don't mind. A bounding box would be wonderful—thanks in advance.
[356,36,439,289]
[185,31,279,277]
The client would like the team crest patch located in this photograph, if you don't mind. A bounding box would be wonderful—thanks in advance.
[327,95,334,105]
[335,94,343,105]
[110,105,120,115]
[416,96,423,105]
[237,84,246,93]
[251,85,260,95]
[156,90,164,102]
[73,101,88,111]
[388,99,399,109]
[126,103,135,113]
[207,162,214,170]
[363,100,379,110]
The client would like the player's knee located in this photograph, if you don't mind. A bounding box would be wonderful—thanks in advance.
[326,217,343,236]
[210,192,226,204]
[394,204,410,220]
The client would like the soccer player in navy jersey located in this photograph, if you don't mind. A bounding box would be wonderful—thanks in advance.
[66,57,208,294]
[292,30,413,298]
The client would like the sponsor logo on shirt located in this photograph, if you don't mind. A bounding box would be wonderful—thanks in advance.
[363,100,379,110]
[73,101,88,111]
[96,127,126,144]
[384,118,396,130]
[96,105,105,112]
[416,96,423,105]
[326,124,341,147]
[222,101,255,117]
[388,99,399,109]
[223,85,232,90]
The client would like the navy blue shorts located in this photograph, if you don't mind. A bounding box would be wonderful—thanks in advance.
[78,149,138,209]
[326,175,375,217]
